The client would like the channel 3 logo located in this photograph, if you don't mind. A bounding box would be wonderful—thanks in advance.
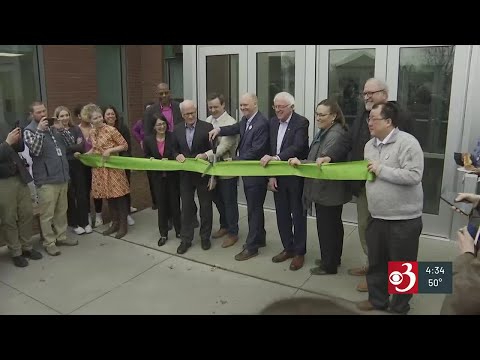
[388,261,418,294]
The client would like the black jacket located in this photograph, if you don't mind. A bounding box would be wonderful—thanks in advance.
[0,140,33,184]
[172,120,213,159]
[143,101,183,137]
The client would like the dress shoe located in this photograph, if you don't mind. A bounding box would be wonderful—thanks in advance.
[177,242,191,254]
[22,249,43,260]
[315,259,341,267]
[272,250,294,263]
[234,249,258,261]
[356,279,368,292]
[310,266,337,275]
[152,205,158,210]
[222,234,238,248]
[289,255,304,271]
[348,266,368,276]
[158,236,167,247]
[212,228,228,239]
[356,300,384,312]
[201,239,211,250]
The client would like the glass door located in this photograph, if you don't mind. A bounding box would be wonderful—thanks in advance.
[197,46,247,121]
[386,45,471,237]
[316,45,388,223]
[246,45,307,209]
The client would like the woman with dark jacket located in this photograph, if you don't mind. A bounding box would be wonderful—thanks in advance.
[54,106,92,235]
[288,98,352,275]
[143,113,181,246]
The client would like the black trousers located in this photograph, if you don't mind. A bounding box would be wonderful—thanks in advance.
[366,216,422,313]
[146,171,157,207]
[273,176,307,256]
[153,173,181,237]
[85,166,103,213]
[67,159,89,228]
[315,203,344,273]
[179,172,212,244]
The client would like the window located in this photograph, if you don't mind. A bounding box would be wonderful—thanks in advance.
[0,45,41,136]
[164,45,184,102]
[327,49,376,129]
[96,45,125,118]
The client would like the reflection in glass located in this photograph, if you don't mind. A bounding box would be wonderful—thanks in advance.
[206,54,239,121]
[397,46,455,215]
[257,52,295,119]
[327,49,375,129]
[0,45,40,138]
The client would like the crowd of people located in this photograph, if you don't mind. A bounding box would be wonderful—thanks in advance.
[0,79,477,315]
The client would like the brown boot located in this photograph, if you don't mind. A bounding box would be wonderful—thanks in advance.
[103,222,119,236]
[115,196,128,239]
[103,199,119,236]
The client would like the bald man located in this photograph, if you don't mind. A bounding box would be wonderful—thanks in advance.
[209,93,269,261]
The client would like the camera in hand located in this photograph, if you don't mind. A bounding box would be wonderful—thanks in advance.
[45,117,56,127]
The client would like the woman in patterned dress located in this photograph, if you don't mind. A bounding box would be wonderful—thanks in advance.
[75,104,130,239]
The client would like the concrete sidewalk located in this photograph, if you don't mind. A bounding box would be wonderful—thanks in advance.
[0,206,457,315]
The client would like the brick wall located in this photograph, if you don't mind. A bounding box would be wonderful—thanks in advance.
[125,45,164,157]
[42,45,97,114]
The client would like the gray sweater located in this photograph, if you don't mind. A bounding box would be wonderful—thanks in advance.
[364,128,424,220]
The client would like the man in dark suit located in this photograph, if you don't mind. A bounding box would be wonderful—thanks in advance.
[144,82,199,227]
[260,92,309,271]
[172,100,214,254]
[209,93,269,261]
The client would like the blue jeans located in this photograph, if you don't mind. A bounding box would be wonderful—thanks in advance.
[212,177,239,236]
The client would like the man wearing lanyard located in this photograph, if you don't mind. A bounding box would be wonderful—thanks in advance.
[24,102,78,256]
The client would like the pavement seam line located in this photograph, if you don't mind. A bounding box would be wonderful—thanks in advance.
[0,280,62,315]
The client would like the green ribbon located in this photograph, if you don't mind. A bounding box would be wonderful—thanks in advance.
[78,154,374,181]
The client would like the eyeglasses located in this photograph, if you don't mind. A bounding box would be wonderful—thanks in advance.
[368,117,387,122]
[272,104,291,110]
[363,89,385,98]
[183,112,196,117]
[315,112,331,117]
[155,123,167,127]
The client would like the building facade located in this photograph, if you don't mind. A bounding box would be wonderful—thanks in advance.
[1,44,479,240]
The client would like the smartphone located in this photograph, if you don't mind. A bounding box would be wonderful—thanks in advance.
[45,117,56,127]
[440,191,474,216]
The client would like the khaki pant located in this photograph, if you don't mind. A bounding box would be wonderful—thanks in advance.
[356,186,370,266]
[36,182,68,247]
[0,176,33,257]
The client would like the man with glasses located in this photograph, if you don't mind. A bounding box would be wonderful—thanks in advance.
[259,92,309,271]
[348,78,415,292]
[357,102,423,314]
[172,100,213,254]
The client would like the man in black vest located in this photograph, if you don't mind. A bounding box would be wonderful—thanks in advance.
[24,101,78,256]
[0,126,43,267]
